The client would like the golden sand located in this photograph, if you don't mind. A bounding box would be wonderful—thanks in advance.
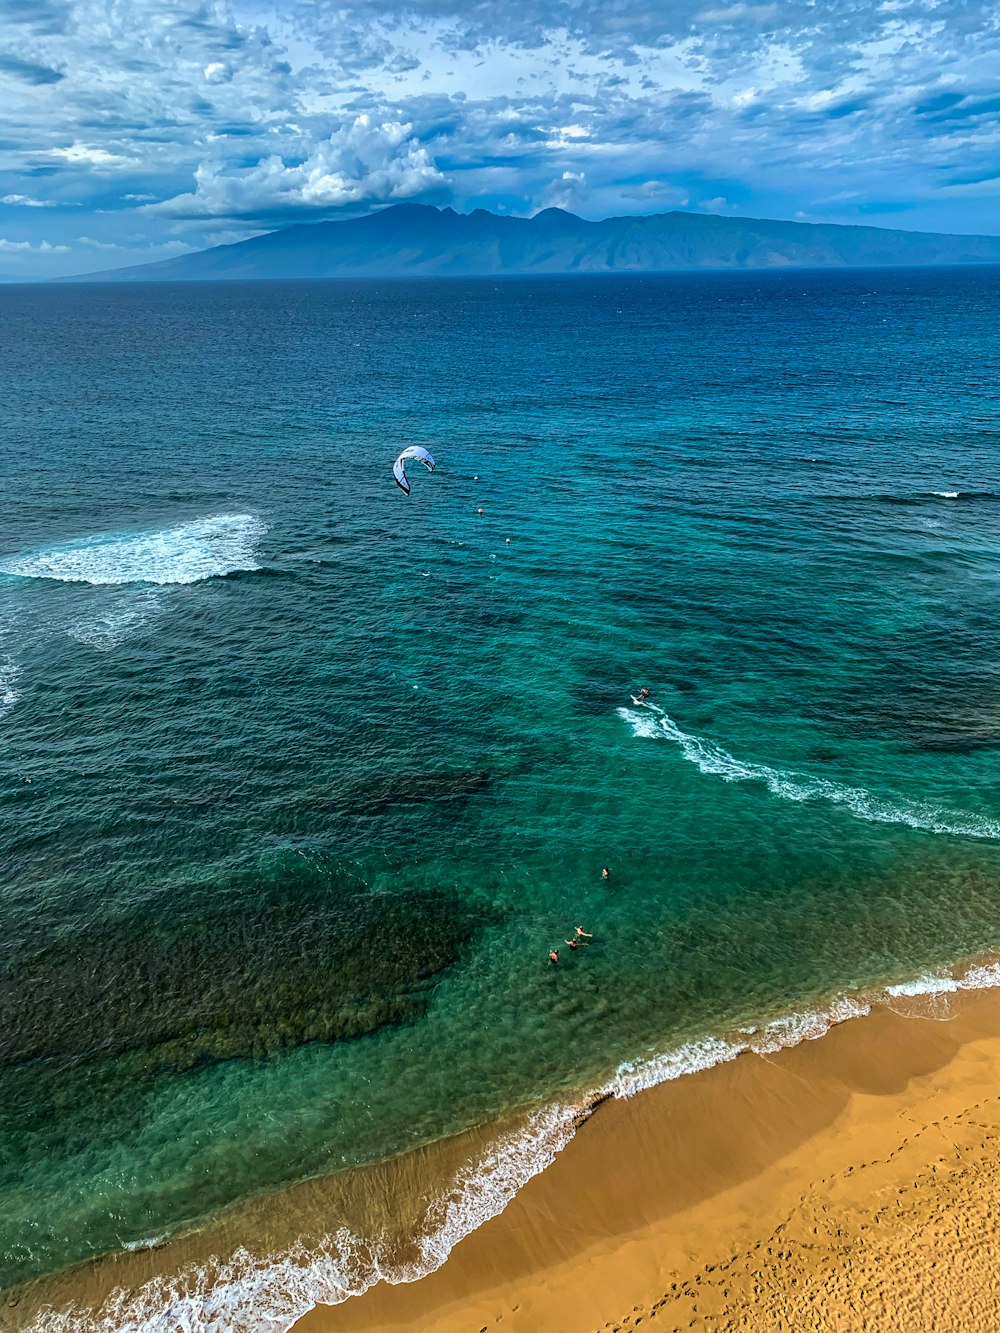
[297,985,1000,1333]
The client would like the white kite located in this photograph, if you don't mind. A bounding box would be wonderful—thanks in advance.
[393,446,436,496]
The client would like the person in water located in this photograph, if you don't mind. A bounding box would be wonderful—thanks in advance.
[549,949,559,965]
[601,866,610,881]
[575,926,593,939]
[565,937,587,950]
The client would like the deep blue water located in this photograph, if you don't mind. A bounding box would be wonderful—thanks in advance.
[2,270,1000,1323]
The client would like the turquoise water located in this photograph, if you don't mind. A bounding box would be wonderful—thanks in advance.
[2,270,1000,1316]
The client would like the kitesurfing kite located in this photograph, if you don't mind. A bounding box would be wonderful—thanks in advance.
[393,446,436,496]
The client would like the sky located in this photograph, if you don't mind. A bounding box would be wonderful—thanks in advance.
[2,0,999,277]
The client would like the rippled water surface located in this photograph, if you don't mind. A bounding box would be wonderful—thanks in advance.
[2,271,1000,1316]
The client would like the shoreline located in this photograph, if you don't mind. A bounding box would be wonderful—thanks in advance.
[10,963,1000,1331]
[295,979,1000,1333]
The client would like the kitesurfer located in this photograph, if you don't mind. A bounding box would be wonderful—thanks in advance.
[393,446,436,495]
[637,687,651,702]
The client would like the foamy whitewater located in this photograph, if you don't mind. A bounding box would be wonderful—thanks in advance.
[617,706,1000,840]
[0,515,267,587]
[0,658,19,716]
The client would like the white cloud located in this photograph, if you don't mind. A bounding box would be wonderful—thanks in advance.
[203,62,231,83]
[47,142,136,167]
[0,238,70,252]
[696,3,779,21]
[542,169,587,209]
[147,114,447,218]
[77,235,194,252]
[621,179,690,205]
[2,193,56,207]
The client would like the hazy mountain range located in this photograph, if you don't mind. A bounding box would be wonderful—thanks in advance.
[76,204,1000,282]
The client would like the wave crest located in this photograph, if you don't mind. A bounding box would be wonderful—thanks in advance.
[0,515,267,587]
[618,706,1000,839]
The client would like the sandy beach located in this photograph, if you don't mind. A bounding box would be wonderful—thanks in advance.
[297,983,1000,1333]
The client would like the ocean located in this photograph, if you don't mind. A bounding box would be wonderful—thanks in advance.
[2,268,1000,1329]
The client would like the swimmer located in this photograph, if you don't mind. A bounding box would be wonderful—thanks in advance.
[601,866,610,881]
[548,949,559,966]
[574,926,593,939]
[565,937,587,950]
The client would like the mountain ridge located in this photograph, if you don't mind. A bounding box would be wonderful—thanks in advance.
[68,202,1000,281]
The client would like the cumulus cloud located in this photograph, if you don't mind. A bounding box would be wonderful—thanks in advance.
[0,237,70,251]
[46,142,137,167]
[147,114,448,218]
[2,193,57,206]
[542,169,587,210]
[77,235,194,252]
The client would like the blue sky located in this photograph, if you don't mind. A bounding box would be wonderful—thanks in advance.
[2,0,999,276]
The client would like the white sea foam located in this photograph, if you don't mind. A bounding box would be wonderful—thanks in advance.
[932,491,960,498]
[618,706,1000,839]
[26,1233,376,1333]
[0,656,20,715]
[415,1104,577,1271]
[0,515,267,587]
[886,959,1000,998]
[67,592,165,651]
[609,993,870,1099]
[886,973,959,998]
[610,1034,745,1098]
[119,1235,170,1255]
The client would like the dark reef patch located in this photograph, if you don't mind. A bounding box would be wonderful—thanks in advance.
[2,852,494,1071]
[337,768,493,816]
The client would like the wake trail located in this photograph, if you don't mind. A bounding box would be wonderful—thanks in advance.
[618,705,1000,840]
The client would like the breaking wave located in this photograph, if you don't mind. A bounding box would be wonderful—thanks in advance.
[618,705,1000,839]
[0,515,267,587]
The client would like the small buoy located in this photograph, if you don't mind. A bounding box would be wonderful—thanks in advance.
[477,508,483,515]
[505,538,510,544]
[474,475,479,480]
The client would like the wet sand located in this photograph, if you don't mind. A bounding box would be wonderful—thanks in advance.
[297,985,1000,1333]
